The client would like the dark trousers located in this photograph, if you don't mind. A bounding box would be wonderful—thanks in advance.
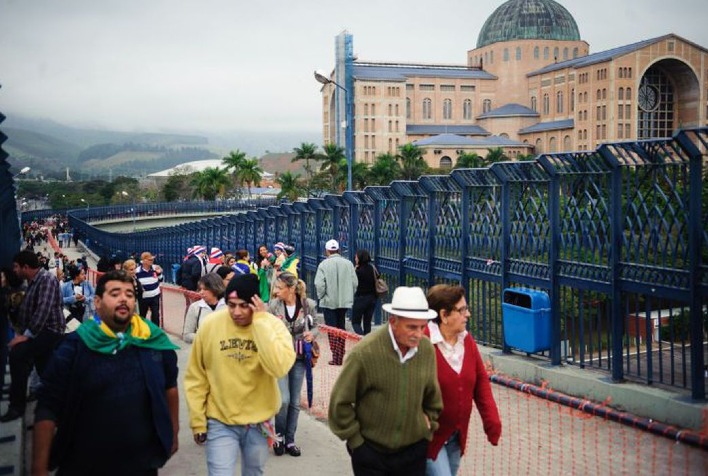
[323,308,347,365]
[352,294,377,335]
[8,329,63,411]
[138,295,161,327]
[350,439,427,476]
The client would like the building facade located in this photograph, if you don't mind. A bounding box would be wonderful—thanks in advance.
[318,0,708,169]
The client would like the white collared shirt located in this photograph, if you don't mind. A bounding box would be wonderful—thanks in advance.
[388,324,418,364]
[427,322,467,374]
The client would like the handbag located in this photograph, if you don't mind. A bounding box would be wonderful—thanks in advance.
[372,265,389,297]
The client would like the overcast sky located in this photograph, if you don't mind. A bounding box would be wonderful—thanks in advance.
[1,0,706,136]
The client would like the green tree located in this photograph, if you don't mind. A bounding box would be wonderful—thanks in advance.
[351,161,370,190]
[368,153,401,185]
[162,173,193,202]
[191,167,230,201]
[455,152,483,169]
[222,149,247,191]
[485,147,508,164]
[276,172,302,202]
[397,143,430,180]
[516,153,537,161]
[320,143,346,192]
[238,159,263,198]
[292,142,321,182]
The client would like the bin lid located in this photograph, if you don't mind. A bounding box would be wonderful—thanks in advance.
[503,287,550,309]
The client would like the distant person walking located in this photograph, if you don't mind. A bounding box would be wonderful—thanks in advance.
[314,239,357,366]
[352,249,378,336]
[328,286,442,475]
[136,251,164,326]
[425,284,501,476]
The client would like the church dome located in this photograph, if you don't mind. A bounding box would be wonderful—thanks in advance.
[476,0,580,48]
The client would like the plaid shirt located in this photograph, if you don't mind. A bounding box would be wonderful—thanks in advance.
[19,268,66,336]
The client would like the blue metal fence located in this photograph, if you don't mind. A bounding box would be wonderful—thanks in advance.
[54,129,706,399]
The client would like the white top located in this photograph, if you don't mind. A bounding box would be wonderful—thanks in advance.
[388,324,418,364]
[427,322,467,374]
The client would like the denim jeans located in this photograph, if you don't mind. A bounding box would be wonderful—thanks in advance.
[425,432,462,476]
[276,359,306,444]
[206,418,269,476]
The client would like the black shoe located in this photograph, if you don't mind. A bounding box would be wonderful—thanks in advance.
[0,408,22,422]
[273,441,285,456]
[285,444,301,457]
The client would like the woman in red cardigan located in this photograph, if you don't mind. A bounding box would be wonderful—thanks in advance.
[424,284,502,475]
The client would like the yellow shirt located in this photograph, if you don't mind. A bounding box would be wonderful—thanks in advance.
[184,308,296,433]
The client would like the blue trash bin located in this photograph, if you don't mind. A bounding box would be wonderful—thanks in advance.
[502,287,551,353]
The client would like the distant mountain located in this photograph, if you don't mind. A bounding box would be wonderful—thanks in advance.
[0,114,321,179]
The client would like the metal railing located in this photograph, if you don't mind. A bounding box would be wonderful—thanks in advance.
[60,129,706,399]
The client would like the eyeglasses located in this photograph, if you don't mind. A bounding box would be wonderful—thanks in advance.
[453,305,469,314]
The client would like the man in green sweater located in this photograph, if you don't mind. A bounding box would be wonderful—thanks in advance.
[328,286,443,475]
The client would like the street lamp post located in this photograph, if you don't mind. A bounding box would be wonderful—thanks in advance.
[314,69,353,191]
[122,190,136,232]
[14,167,31,231]
[80,198,89,215]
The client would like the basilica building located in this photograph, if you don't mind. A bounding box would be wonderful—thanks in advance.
[318,0,708,169]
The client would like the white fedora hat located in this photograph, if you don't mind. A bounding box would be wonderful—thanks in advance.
[382,286,437,320]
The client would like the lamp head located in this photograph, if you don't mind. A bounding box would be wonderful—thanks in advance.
[314,70,331,85]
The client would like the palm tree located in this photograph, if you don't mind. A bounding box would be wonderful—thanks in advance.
[485,147,508,164]
[455,152,483,169]
[292,143,320,181]
[397,143,430,180]
[320,143,346,192]
[276,172,301,202]
[222,149,247,192]
[191,167,231,201]
[368,153,401,185]
[238,159,263,198]
[350,161,370,190]
[516,153,537,162]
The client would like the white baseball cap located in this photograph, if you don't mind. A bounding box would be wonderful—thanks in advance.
[325,239,339,251]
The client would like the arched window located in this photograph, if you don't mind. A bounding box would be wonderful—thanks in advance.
[535,138,543,153]
[544,47,549,60]
[443,99,452,119]
[573,48,578,58]
[556,91,564,113]
[570,89,575,112]
[371,104,376,115]
[531,96,537,111]
[463,99,472,119]
[625,87,631,100]
[388,138,393,153]
[395,104,399,115]
[388,120,392,132]
[549,136,557,152]
[503,48,509,61]
[596,89,601,101]
[483,99,492,113]
[563,135,571,151]
[406,98,411,119]
[618,88,624,100]
[534,46,539,59]
[364,104,369,115]
[395,121,399,132]
[423,98,432,119]
[439,156,453,169]
[602,88,607,100]
[563,48,568,60]
[543,94,550,115]
[553,47,559,60]
[388,104,392,115]
[516,47,521,60]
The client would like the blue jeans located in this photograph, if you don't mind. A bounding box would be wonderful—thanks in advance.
[206,418,269,476]
[425,432,462,476]
[275,359,306,444]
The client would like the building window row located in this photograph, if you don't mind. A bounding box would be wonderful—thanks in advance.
[618,67,633,79]
[363,103,377,116]
[416,97,475,120]
[617,87,632,100]
[419,84,435,91]
[577,129,588,140]
[363,86,377,95]
[386,104,400,116]
[386,86,401,97]
[460,85,476,92]
[617,104,632,120]
[596,124,607,140]
[596,68,608,81]
[387,120,400,132]
[578,72,589,84]
[617,123,632,139]
[596,88,607,101]
[440,84,455,92]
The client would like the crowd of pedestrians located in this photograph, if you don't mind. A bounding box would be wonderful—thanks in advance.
[0,226,502,475]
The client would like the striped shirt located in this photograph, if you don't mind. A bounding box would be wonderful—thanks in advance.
[136,265,163,299]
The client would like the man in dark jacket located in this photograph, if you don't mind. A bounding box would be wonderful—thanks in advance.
[179,246,206,291]
[32,270,180,475]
